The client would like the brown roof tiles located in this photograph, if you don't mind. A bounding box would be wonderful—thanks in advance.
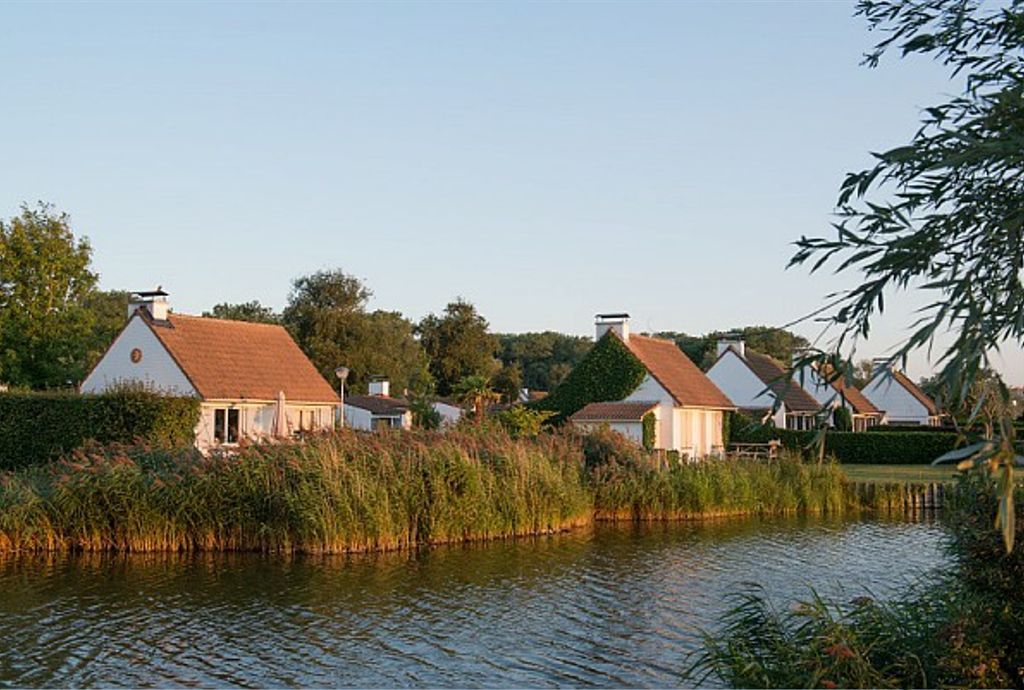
[147,313,339,403]
[742,350,821,413]
[623,334,735,409]
[570,400,659,422]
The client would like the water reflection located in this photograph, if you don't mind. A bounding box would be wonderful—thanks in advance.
[0,516,947,687]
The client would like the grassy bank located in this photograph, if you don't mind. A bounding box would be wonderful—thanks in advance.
[841,464,959,485]
[0,428,859,554]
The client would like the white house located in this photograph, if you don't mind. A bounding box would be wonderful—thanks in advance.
[431,400,465,427]
[791,357,886,431]
[862,361,943,426]
[81,290,339,451]
[344,379,413,431]
[569,314,735,458]
[706,339,822,430]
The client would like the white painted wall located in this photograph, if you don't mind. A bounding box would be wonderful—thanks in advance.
[573,420,645,445]
[675,408,725,458]
[195,401,334,451]
[344,405,374,431]
[81,315,197,396]
[793,364,840,408]
[433,402,463,428]
[625,374,675,450]
[706,350,786,426]
[862,376,932,425]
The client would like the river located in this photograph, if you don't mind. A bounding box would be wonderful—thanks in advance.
[0,516,948,687]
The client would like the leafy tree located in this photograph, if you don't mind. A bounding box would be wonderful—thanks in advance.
[496,332,592,391]
[418,299,499,396]
[0,204,98,388]
[655,326,811,369]
[492,361,523,403]
[203,300,280,323]
[789,0,1024,550]
[851,358,876,388]
[83,289,131,373]
[409,397,442,430]
[496,406,556,438]
[282,270,430,395]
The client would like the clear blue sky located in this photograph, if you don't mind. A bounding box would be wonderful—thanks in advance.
[2,1,1021,384]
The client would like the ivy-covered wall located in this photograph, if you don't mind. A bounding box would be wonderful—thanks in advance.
[533,333,647,422]
[641,412,656,450]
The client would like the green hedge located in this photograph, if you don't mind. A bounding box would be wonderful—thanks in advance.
[0,389,200,470]
[867,424,957,433]
[730,421,962,465]
[532,332,647,422]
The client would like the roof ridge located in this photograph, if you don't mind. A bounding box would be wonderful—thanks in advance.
[170,312,285,329]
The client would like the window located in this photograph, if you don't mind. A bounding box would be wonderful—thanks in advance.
[213,408,240,444]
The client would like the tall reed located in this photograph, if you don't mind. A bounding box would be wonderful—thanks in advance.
[0,427,861,554]
[0,429,590,554]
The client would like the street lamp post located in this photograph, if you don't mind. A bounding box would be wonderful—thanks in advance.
[334,366,350,429]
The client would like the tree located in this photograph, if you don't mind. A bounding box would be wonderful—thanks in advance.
[204,301,279,323]
[452,374,500,420]
[655,326,811,370]
[789,0,1024,550]
[418,299,499,396]
[83,289,131,373]
[492,361,523,403]
[0,203,98,388]
[496,332,592,392]
[282,270,430,395]
[851,359,876,388]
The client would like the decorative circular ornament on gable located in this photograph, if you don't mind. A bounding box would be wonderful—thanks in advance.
[130,348,143,363]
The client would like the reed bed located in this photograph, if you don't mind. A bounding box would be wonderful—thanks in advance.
[589,452,849,520]
[0,427,861,554]
[0,429,591,554]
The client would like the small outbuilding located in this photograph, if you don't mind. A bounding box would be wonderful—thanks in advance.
[344,379,413,431]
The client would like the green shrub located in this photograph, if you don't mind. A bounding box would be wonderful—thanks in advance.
[730,423,961,465]
[0,388,199,470]
[641,412,656,450]
[833,406,853,431]
[532,332,646,422]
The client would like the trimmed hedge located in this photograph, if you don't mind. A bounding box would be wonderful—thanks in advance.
[867,424,957,433]
[532,332,647,422]
[730,421,962,465]
[0,389,200,470]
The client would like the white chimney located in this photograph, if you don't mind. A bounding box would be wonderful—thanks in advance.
[716,337,745,359]
[368,378,390,397]
[128,288,169,322]
[595,313,630,342]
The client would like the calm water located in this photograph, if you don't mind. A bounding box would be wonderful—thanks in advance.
[0,517,948,688]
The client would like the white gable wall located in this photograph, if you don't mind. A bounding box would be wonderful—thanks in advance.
[706,350,786,427]
[81,316,197,396]
[862,376,931,425]
[625,374,675,450]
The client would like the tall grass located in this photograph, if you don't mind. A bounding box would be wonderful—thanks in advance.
[0,426,861,554]
[0,429,590,554]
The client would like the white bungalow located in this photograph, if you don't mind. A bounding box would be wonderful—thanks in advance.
[862,360,943,426]
[706,338,822,430]
[569,314,735,458]
[81,290,339,450]
[791,356,886,431]
[344,379,413,431]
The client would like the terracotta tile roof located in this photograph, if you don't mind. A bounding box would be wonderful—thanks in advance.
[819,367,881,416]
[886,370,940,416]
[570,400,659,422]
[146,313,339,403]
[623,334,735,409]
[742,350,821,413]
[345,395,410,416]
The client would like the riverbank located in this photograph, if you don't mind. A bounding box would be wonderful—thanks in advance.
[0,429,862,554]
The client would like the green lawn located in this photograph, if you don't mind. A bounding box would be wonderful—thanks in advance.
[841,464,960,484]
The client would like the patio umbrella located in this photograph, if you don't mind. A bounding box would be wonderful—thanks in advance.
[272,390,288,438]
